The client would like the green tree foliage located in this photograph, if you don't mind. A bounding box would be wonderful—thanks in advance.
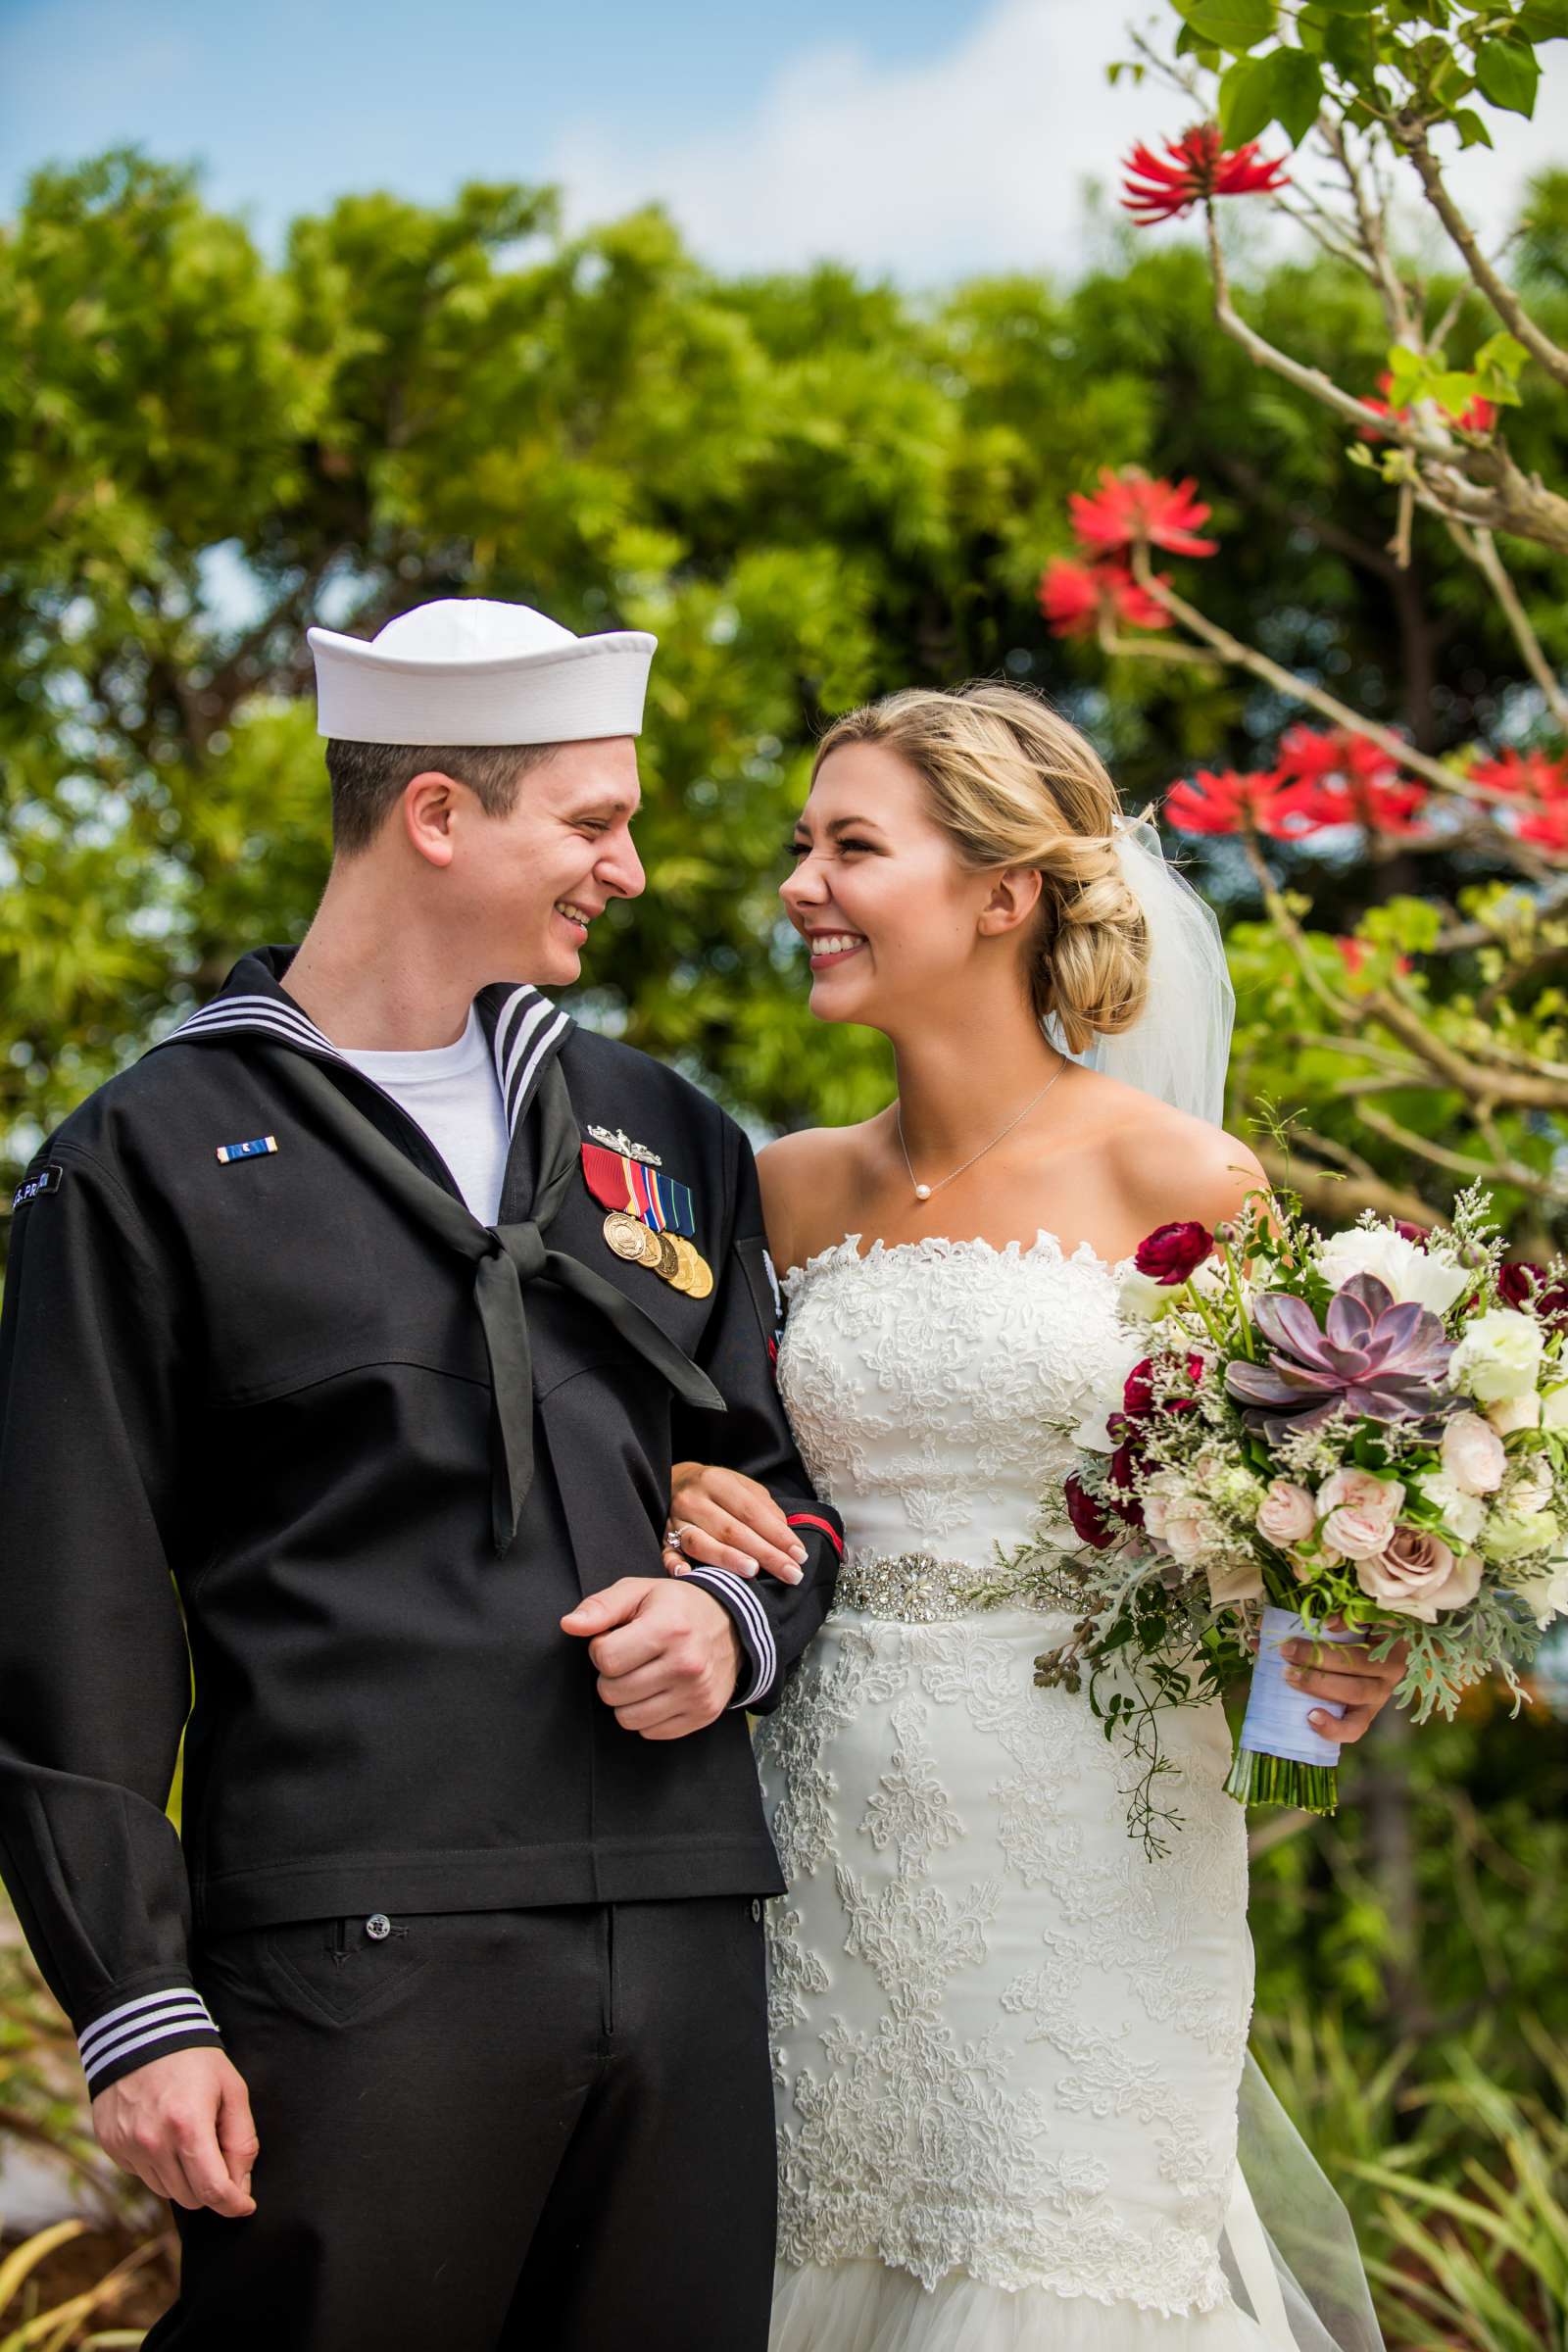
[4,146,1566,1202]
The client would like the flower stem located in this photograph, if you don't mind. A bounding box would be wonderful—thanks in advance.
[1225,1747,1340,1813]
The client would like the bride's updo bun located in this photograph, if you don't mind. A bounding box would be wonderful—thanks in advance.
[812,681,1151,1053]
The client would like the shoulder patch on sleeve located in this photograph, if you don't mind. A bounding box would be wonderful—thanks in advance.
[11,1164,64,1213]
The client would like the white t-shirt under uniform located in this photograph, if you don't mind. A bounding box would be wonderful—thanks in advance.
[338,1007,510,1227]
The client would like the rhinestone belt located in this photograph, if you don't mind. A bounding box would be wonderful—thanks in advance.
[831,1548,1054,1624]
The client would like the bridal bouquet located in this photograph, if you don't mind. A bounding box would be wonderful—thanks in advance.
[1002,1184,1565,1845]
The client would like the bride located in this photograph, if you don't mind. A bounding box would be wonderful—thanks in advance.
[665,683,1396,2350]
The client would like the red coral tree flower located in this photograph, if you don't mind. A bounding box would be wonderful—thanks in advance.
[1275,725,1429,837]
[1470,748,1568,849]
[1038,555,1167,640]
[1164,767,1320,840]
[1069,467,1217,559]
[1121,124,1291,224]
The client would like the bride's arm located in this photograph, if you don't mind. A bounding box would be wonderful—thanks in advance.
[665,1130,825,1588]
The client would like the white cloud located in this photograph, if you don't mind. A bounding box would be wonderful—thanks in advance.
[550,0,1567,285]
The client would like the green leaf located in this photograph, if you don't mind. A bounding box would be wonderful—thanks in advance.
[1475,330,1529,385]
[1431,370,1483,416]
[1272,47,1327,138]
[1175,0,1279,55]
[1219,47,1324,142]
[1174,20,1226,62]
[1514,0,1568,37]
[1321,12,1380,81]
[1218,54,1280,141]
[1474,37,1540,116]
[1452,106,1494,146]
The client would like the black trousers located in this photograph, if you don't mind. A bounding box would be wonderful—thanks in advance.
[142,1896,777,2352]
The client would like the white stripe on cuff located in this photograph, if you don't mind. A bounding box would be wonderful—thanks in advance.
[77,1988,220,2086]
[684,1566,777,1709]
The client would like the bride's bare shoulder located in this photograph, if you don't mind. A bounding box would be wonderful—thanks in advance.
[758,1118,883,1272]
[1085,1074,1267,1231]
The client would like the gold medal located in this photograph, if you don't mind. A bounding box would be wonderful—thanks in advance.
[604,1209,651,1263]
[685,1249,715,1300]
[653,1232,683,1283]
[669,1236,714,1299]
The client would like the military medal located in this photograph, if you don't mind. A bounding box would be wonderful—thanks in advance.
[604,1207,655,1263]
[580,1138,710,1294]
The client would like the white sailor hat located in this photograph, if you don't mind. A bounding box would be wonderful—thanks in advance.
[307,598,658,746]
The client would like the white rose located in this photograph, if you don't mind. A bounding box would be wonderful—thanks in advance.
[1416,1469,1487,1547]
[1312,1226,1469,1317]
[1164,1508,1211,1566]
[1070,1345,1149,1452]
[1508,1457,1555,1517]
[1451,1307,1545,1403]
[1482,1509,1560,1563]
[1511,1557,1568,1628]
[1255,1479,1316,1546]
[1117,1268,1175,1324]
[1441,1409,1506,1495]
[1543,1386,1568,1433]
[1488,1392,1542,1436]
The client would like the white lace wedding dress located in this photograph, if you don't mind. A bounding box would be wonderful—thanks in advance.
[758,1231,1329,2352]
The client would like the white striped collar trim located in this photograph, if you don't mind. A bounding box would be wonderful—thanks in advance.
[159,979,570,1142]
[483,985,572,1136]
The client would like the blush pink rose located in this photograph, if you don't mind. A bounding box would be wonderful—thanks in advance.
[1316,1468,1402,1561]
[1441,1410,1506,1495]
[1324,1503,1401,1561]
[1255,1479,1315,1546]
[1356,1529,1482,1622]
[1317,1467,1406,1521]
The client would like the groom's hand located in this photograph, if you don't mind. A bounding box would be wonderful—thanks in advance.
[92,2046,258,2217]
[562,1579,745,1739]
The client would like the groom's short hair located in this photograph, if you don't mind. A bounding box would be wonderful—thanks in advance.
[324,740,559,858]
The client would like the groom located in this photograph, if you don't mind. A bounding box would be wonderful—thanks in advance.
[0,598,843,2350]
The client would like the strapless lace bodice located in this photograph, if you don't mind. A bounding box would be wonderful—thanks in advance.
[760,1233,1266,2341]
[777,1229,1140,1565]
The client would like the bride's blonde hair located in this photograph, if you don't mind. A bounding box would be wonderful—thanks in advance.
[812,681,1151,1053]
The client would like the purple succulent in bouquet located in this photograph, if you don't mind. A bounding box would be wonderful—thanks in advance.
[1225,1273,1455,1442]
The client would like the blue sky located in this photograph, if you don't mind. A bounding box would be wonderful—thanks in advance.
[4,0,1564,282]
[2,0,962,238]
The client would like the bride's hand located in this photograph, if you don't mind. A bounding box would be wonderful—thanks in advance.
[1281,1616,1408,1743]
[664,1462,808,1586]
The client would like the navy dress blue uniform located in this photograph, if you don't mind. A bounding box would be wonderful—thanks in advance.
[0,947,842,2351]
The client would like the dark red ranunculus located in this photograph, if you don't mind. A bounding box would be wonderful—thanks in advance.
[1123,1352,1205,1418]
[1135,1221,1214,1286]
[1499,1260,1568,1325]
[1393,1219,1430,1247]
[1498,1261,1539,1308]
[1106,1442,1146,1529]
[1064,1473,1117,1551]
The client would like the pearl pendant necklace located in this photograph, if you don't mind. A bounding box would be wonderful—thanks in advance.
[896,1056,1067,1205]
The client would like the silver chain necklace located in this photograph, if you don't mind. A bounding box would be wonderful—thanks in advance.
[895,1055,1068,1203]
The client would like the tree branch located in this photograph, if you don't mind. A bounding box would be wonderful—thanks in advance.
[1354,1101,1568,1206]
[1395,117,1568,394]
[1444,520,1568,738]
[1202,207,1568,555]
